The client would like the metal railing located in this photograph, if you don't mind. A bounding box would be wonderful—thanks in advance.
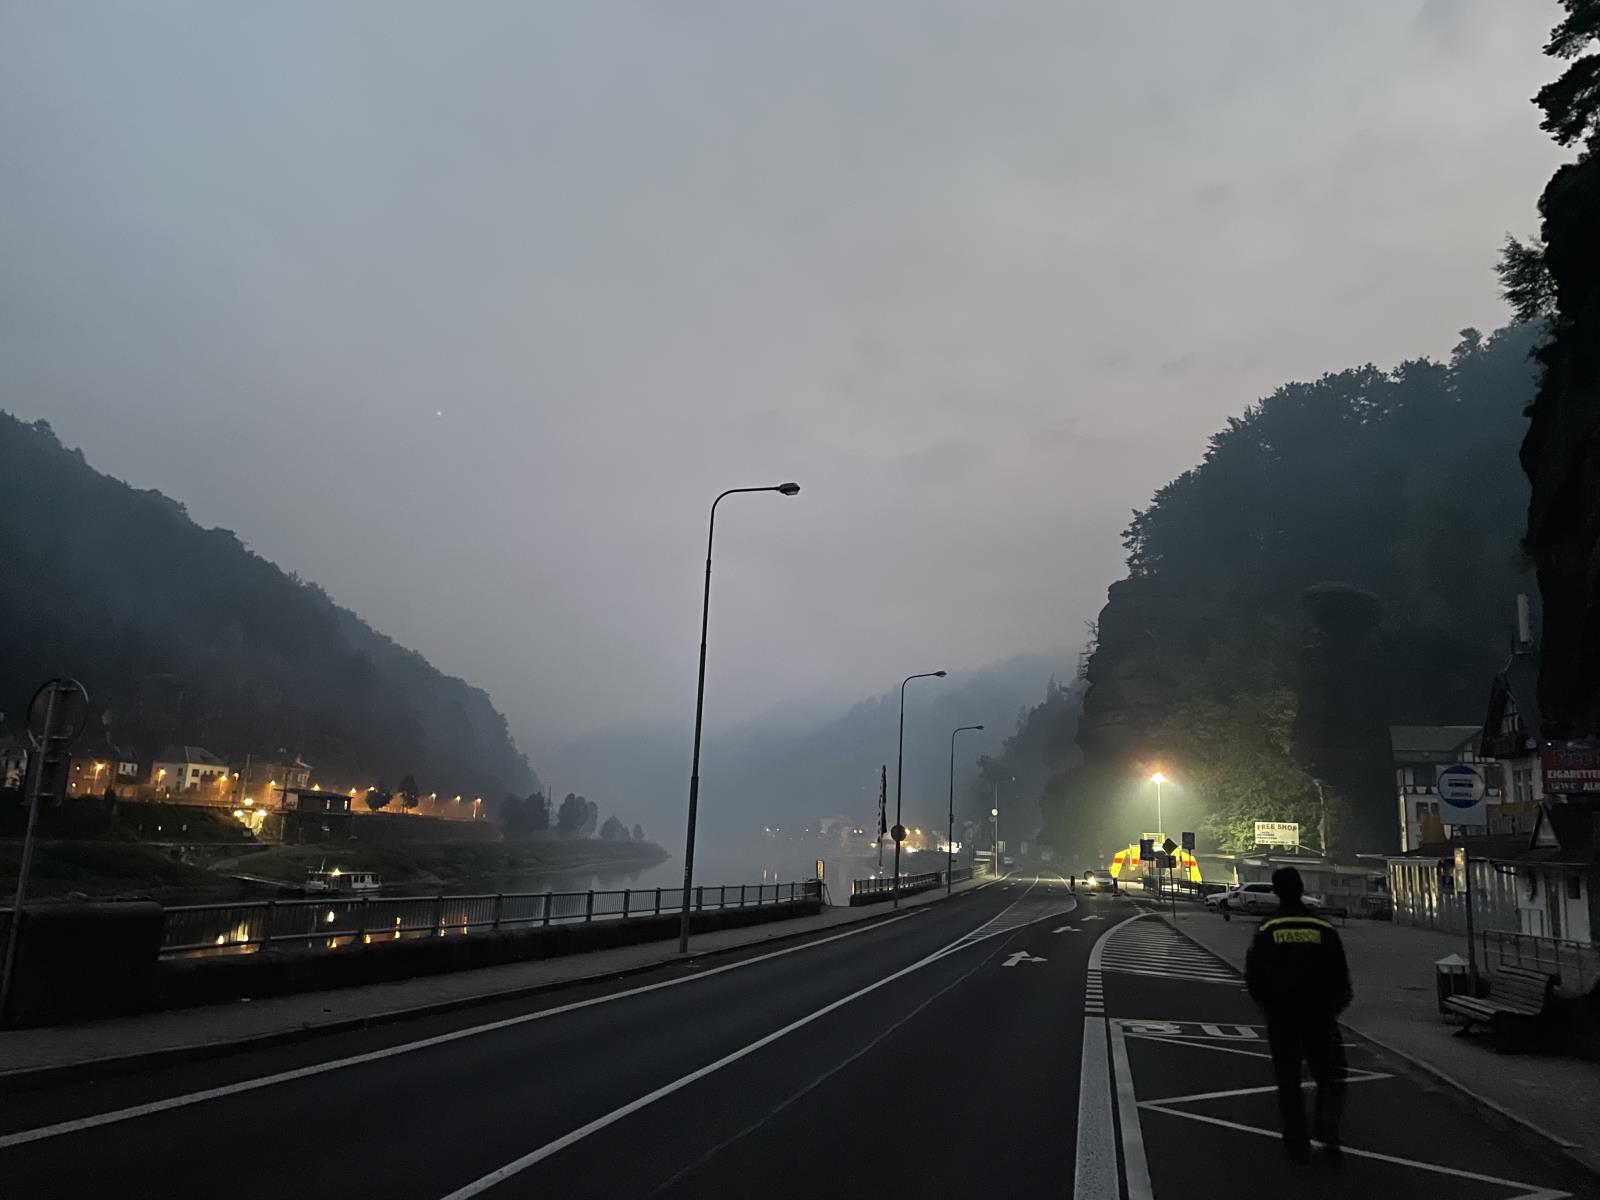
[1481,929,1598,992]
[157,880,820,958]
[850,871,943,899]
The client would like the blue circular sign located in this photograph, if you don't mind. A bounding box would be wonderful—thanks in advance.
[1436,764,1485,808]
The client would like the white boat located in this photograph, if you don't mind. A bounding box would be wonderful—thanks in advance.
[302,865,382,895]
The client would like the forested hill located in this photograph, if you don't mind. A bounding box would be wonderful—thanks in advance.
[0,414,534,800]
[1040,323,1542,857]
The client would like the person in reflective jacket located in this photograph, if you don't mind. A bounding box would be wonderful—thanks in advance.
[1244,866,1353,1164]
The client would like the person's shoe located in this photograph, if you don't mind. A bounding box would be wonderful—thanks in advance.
[1285,1139,1312,1164]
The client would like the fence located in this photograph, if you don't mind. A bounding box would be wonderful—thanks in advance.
[1481,929,1598,992]
[849,871,943,900]
[154,880,820,958]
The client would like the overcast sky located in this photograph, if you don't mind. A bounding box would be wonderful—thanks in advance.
[0,1,1565,763]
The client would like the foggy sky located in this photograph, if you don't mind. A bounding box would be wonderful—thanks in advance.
[0,2,1566,764]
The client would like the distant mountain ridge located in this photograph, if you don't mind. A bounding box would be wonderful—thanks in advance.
[544,652,1075,843]
[0,413,534,801]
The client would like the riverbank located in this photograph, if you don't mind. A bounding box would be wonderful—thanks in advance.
[216,836,671,891]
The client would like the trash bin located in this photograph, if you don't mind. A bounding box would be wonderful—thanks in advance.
[1435,953,1475,1014]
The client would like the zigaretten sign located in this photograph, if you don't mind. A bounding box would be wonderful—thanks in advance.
[1541,738,1600,794]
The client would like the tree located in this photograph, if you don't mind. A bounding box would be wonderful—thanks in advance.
[599,815,628,842]
[499,793,527,835]
[555,793,587,836]
[526,791,549,833]
[365,785,392,812]
[632,823,644,843]
[1496,235,1557,321]
[580,799,599,838]
[397,774,420,810]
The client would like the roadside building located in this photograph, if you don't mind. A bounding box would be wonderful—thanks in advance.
[151,746,229,795]
[1479,646,1546,824]
[1231,849,1390,917]
[1386,803,1598,944]
[278,785,354,843]
[65,743,142,797]
[0,736,29,791]
[232,755,312,808]
[1392,724,1504,851]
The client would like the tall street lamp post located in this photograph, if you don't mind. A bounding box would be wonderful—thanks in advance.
[947,725,983,896]
[1150,770,1167,897]
[991,804,1000,874]
[892,670,946,909]
[677,482,801,956]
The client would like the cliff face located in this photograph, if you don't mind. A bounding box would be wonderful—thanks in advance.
[1523,155,1600,739]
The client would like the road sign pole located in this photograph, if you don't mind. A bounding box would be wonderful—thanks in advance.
[0,686,60,1025]
[1458,846,1477,989]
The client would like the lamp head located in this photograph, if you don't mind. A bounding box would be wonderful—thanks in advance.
[776,482,800,496]
[1151,770,1166,784]
[934,670,947,678]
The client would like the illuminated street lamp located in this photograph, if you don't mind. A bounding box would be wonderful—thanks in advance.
[1150,770,1167,839]
[678,482,802,955]
[893,670,946,909]
[991,804,1000,873]
[947,725,984,896]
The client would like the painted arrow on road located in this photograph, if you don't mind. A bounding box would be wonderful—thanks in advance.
[1081,914,1105,921]
[1002,951,1046,967]
[1051,926,1080,934]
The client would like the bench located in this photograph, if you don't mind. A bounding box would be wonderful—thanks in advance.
[1442,965,1558,1049]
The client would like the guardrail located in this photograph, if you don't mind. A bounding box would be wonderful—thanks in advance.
[849,871,943,900]
[155,880,821,958]
[1481,929,1597,992]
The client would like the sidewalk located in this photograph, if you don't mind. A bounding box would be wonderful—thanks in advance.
[1164,905,1600,1177]
[0,877,992,1089]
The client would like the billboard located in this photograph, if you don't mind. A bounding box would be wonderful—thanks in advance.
[1254,821,1300,847]
[1542,739,1600,794]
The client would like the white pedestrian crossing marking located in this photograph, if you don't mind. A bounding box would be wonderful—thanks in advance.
[1097,915,1241,985]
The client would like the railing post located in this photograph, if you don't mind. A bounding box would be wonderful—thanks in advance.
[623,889,631,919]
[543,892,553,926]
[585,891,595,922]
[740,884,746,907]
[491,893,504,931]
[696,886,703,912]
[434,892,445,937]
[355,896,369,945]
[655,887,662,916]
[260,899,276,953]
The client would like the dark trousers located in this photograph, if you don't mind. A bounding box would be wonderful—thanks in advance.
[1266,1012,1346,1147]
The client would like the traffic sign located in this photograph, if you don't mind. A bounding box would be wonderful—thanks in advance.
[27,678,89,748]
[1138,838,1154,862]
[1436,764,1488,826]
[1162,837,1178,856]
[890,823,907,843]
[1181,831,1196,851]
[1155,852,1174,870]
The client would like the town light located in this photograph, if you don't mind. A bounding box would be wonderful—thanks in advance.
[1151,770,1166,784]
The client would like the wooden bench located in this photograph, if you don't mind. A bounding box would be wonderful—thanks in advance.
[1442,965,1558,1049]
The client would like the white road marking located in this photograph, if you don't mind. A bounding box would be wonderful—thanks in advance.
[1109,1019,1155,1200]
[1139,1070,1392,1107]
[1081,914,1105,921]
[1001,951,1045,967]
[1051,926,1079,934]
[433,906,1042,1198]
[1138,1104,1570,1200]
[1072,1016,1117,1200]
[0,909,925,1150]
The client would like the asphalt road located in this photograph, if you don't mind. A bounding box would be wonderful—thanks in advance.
[0,876,1593,1200]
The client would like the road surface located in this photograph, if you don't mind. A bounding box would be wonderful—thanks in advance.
[0,875,1590,1198]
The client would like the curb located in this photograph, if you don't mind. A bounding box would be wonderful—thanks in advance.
[1152,910,1600,1183]
[0,879,994,1096]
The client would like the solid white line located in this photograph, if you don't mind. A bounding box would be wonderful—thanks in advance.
[0,909,924,1150]
[1137,1105,1569,1200]
[434,913,1020,1198]
[1137,1072,1392,1106]
[1109,1018,1155,1200]
[1072,1017,1117,1200]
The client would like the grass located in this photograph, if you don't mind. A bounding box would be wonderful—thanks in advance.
[0,840,260,903]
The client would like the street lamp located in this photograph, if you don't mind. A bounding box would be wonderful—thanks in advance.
[1150,770,1166,839]
[677,482,802,955]
[893,670,946,909]
[948,725,983,895]
[991,804,1000,875]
